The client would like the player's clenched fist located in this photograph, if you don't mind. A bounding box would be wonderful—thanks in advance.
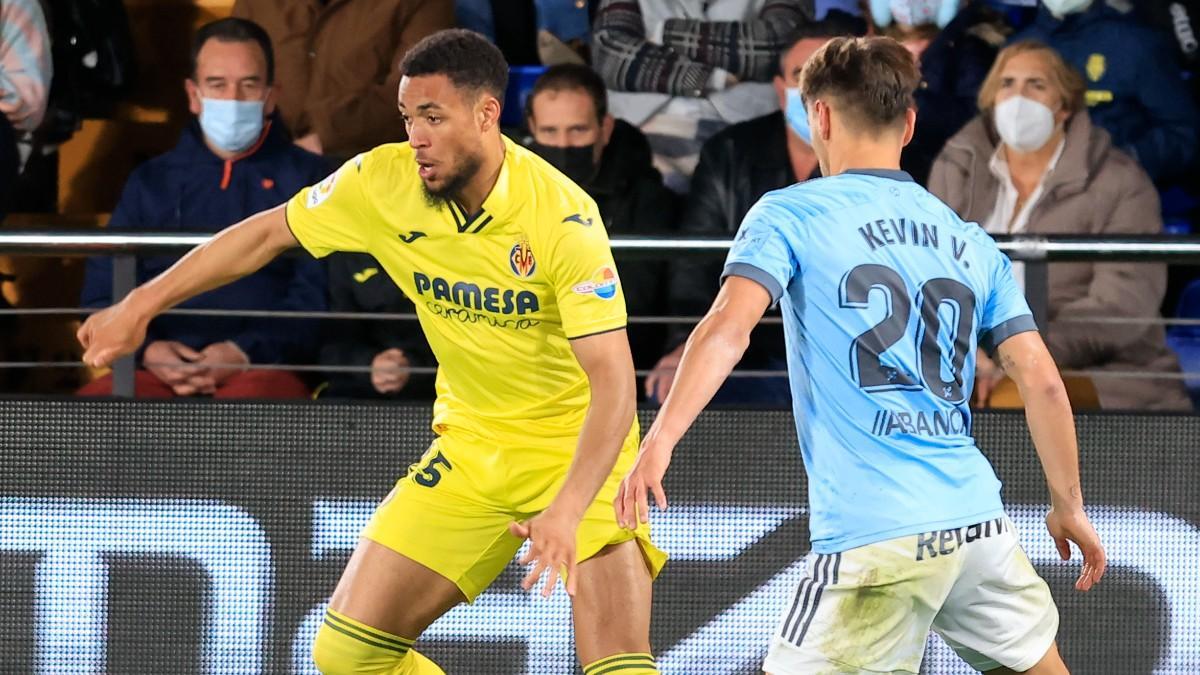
[509,509,579,598]
[77,299,150,369]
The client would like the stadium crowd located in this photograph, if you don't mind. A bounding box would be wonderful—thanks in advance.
[1,0,1198,410]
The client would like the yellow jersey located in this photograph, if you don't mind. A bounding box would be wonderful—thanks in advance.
[285,137,636,444]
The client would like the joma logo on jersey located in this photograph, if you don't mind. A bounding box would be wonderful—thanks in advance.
[413,272,539,315]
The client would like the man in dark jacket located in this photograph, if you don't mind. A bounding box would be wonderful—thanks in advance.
[646,16,864,405]
[523,63,678,379]
[318,252,435,400]
[1016,0,1199,181]
[79,18,328,398]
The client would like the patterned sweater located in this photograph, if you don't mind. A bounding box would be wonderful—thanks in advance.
[0,0,51,132]
[592,0,809,97]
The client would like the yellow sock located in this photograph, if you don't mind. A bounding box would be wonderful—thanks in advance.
[583,652,659,675]
[312,608,445,675]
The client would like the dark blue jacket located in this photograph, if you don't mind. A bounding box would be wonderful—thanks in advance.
[1016,2,1199,180]
[81,117,331,365]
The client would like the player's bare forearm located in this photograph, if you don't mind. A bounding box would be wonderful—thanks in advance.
[551,329,639,521]
[126,206,299,321]
[647,276,770,447]
[78,206,301,368]
[996,331,1084,509]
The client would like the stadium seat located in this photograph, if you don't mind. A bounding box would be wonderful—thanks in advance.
[1166,278,1200,406]
[501,65,547,129]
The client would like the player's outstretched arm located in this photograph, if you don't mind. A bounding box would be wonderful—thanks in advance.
[617,276,770,529]
[510,328,637,598]
[77,205,300,368]
[996,331,1107,592]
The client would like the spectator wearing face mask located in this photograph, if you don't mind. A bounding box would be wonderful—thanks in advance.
[1014,0,1199,181]
[871,0,1012,185]
[522,63,678,379]
[929,41,1192,411]
[645,15,866,405]
[79,19,329,399]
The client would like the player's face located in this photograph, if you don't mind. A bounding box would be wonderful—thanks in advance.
[994,51,1071,127]
[527,88,613,165]
[398,74,493,202]
[185,38,276,116]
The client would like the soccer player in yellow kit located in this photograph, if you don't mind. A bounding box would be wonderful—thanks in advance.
[78,29,665,675]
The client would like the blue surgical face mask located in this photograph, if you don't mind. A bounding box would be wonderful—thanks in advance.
[784,87,812,144]
[199,98,265,153]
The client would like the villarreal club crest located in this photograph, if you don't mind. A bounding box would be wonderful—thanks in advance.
[510,240,536,278]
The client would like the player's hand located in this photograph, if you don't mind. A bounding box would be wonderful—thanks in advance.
[509,509,579,598]
[1045,506,1107,592]
[79,300,152,369]
[973,349,1006,408]
[200,341,249,386]
[142,340,207,394]
[616,437,672,529]
[371,348,411,394]
[645,344,684,403]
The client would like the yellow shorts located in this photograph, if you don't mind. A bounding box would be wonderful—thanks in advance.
[361,427,667,601]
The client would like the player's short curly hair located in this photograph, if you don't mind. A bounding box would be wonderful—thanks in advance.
[800,36,919,134]
[399,29,509,101]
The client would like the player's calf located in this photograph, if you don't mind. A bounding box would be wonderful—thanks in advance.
[312,608,444,675]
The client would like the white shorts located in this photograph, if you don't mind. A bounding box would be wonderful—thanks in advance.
[764,515,1058,674]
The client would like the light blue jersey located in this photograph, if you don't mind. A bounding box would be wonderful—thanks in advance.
[723,169,1036,554]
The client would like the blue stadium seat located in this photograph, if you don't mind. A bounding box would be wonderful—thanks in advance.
[501,65,547,129]
[1160,185,1198,235]
[1166,278,1200,406]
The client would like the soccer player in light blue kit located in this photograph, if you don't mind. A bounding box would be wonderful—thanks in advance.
[617,37,1107,674]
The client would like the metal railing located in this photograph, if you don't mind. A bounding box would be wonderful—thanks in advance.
[2,231,1199,397]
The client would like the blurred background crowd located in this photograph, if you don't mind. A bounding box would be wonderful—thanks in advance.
[1,0,1199,411]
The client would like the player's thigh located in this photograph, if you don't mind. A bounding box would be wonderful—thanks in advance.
[984,641,1069,675]
[932,517,1059,674]
[346,436,524,623]
[967,635,1066,675]
[571,539,654,664]
[328,537,467,639]
[763,537,957,675]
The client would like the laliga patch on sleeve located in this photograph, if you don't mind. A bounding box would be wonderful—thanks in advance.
[307,172,338,208]
[571,266,619,300]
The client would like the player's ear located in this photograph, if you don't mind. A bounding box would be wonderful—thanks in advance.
[478,94,502,132]
[814,99,833,141]
[901,107,916,147]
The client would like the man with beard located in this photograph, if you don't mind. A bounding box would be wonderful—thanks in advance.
[77,29,665,675]
[524,63,677,386]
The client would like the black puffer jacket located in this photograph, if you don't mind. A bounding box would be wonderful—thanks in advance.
[667,111,814,363]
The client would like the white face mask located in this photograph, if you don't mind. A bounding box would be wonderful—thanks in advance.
[993,95,1057,153]
[1041,0,1092,19]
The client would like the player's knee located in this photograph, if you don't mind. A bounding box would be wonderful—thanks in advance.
[312,609,417,675]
